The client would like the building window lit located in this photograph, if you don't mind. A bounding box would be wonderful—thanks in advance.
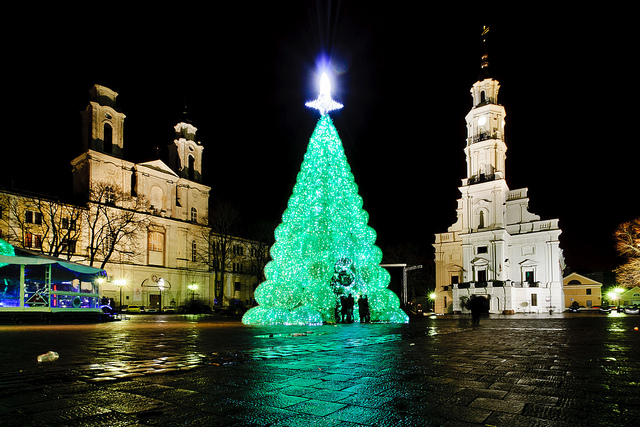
[24,232,32,248]
[149,231,164,252]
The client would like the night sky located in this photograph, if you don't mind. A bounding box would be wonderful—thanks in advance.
[4,5,637,275]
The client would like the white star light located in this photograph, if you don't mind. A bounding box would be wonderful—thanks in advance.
[305,73,343,115]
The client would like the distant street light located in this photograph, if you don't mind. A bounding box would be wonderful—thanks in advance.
[188,283,199,305]
[429,292,437,312]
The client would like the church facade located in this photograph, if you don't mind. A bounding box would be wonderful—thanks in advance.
[433,53,564,315]
[0,85,264,311]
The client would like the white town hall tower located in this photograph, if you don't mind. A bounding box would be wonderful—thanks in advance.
[433,30,564,315]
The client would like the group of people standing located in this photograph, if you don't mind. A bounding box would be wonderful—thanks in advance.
[339,294,370,323]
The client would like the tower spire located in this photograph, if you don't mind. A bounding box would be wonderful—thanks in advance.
[479,26,490,79]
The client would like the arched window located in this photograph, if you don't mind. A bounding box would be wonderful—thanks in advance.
[103,123,113,154]
[190,207,198,223]
[191,240,197,262]
[188,155,195,181]
[479,210,485,229]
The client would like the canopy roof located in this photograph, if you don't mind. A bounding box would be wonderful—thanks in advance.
[0,244,106,277]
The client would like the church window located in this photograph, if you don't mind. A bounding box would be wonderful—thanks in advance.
[191,240,197,262]
[450,275,459,285]
[525,271,535,283]
[190,207,198,223]
[477,246,488,254]
[104,123,113,154]
[477,269,487,283]
[478,211,485,228]
[24,232,32,248]
[104,186,116,206]
[188,155,195,181]
[61,238,76,254]
[130,169,137,197]
[148,231,164,252]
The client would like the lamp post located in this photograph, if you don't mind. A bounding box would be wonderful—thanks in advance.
[158,278,166,313]
[114,279,126,312]
[429,292,437,312]
[188,283,198,307]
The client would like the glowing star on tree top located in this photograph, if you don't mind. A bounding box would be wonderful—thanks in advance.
[305,72,343,116]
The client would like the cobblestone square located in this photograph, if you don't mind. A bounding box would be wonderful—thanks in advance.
[0,313,639,426]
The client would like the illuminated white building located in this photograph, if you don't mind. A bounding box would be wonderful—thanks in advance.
[433,49,564,315]
[0,85,263,311]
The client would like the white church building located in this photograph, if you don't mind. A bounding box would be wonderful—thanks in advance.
[433,42,564,315]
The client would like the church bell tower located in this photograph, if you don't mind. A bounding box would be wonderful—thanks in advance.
[80,85,126,158]
[168,110,204,183]
[463,27,507,186]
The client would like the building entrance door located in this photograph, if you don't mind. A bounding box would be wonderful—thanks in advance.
[149,294,160,308]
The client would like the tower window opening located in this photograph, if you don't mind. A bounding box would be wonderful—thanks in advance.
[104,123,113,154]
[188,155,195,181]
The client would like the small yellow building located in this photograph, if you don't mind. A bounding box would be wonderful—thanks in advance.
[563,272,602,309]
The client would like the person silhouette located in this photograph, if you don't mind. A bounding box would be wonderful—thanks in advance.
[468,295,483,326]
[358,295,370,323]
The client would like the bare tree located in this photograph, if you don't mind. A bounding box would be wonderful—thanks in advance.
[0,193,83,259]
[244,219,276,284]
[33,199,84,259]
[84,181,150,269]
[614,217,640,288]
[204,199,242,305]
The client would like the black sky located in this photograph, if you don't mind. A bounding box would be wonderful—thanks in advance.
[3,4,638,274]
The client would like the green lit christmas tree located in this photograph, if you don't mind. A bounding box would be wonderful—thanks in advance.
[242,73,408,325]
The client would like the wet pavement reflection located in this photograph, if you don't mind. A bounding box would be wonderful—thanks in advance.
[1,313,639,425]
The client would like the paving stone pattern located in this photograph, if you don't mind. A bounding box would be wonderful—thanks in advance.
[0,314,639,426]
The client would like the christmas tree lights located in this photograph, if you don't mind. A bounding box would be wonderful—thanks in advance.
[242,73,408,325]
[0,238,15,268]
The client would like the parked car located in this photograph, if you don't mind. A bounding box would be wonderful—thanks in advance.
[568,302,580,313]
[162,306,176,314]
[623,305,639,314]
[598,305,612,314]
[145,306,159,313]
[125,305,143,313]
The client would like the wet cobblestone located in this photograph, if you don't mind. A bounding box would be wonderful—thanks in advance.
[0,313,639,426]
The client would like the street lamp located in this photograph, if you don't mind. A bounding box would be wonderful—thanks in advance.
[114,278,126,312]
[188,283,199,305]
[429,292,437,312]
[158,278,166,313]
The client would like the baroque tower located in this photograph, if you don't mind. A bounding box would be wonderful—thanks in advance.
[80,85,126,159]
[432,28,564,315]
[168,111,204,183]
